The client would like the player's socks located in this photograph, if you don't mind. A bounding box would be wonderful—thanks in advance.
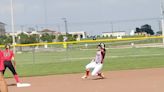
[14,75,20,83]
[14,75,31,88]
[81,70,90,79]
[86,70,90,76]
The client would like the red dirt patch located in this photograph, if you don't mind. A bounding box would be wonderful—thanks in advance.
[6,68,164,92]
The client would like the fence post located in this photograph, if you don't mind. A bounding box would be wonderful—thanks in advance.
[32,46,35,64]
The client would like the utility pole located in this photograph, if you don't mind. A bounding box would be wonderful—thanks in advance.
[44,0,47,28]
[62,18,68,35]
[110,22,114,37]
[10,0,16,53]
[160,0,164,45]
[111,22,114,33]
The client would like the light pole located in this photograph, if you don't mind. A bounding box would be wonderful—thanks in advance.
[44,0,47,27]
[161,0,164,45]
[10,0,16,53]
[111,22,114,33]
[62,18,68,35]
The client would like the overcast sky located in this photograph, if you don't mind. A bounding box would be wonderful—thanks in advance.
[0,0,162,35]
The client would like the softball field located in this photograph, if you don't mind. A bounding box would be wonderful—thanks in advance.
[7,68,164,92]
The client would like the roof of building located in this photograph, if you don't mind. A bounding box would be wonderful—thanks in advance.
[0,22,5,25]
[102,31,125,33]
[40,29,56,32]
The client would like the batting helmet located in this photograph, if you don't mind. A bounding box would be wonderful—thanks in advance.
[99,43,105,49]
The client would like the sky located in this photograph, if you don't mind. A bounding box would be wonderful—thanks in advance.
[0,0,162,35]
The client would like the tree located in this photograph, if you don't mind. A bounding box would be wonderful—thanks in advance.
[0,35,12,45]
[58,35,64,42]
[4,36,12,44]
[57,34,76,42]
[0,36,6,45]
[66,34,76,41]
[97,35,101,38]
[29,34,40,43]
[156,31,162,35]
[135,27,142,33]
[17,33,30,44]
[141,24,154,35]
[40,33,56,42]
[135,24,154,35]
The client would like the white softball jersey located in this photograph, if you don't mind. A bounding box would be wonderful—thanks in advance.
[85,50,105,76]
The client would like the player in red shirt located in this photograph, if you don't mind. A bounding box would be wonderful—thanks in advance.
[0,50,8,92]
[3,44,31,87]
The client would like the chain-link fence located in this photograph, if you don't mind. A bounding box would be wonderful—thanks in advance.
[2,18,164,77]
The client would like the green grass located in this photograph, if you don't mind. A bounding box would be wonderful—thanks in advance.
[75,38,163,49]
[4,47,164,77]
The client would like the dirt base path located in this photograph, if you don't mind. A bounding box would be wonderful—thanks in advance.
[7,68,164,92]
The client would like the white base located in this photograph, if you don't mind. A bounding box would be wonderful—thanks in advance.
[17,83,31,88]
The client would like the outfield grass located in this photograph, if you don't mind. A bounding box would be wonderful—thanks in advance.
[4,47,164,77]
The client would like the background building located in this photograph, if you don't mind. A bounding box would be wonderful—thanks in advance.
[39,29,61,35]
[102,31,126,37]
[68,31,87,39]
[0,22,5,36]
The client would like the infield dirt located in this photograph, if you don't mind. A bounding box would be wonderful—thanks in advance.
[7,68,164,92]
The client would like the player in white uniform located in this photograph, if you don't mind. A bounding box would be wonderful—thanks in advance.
[82,43,106,79]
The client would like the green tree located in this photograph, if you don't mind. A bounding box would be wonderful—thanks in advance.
[29,34,40,43]
[66,34,76,41]
[0,35,12,45]
[135,27,142,33]
[97,35,100,38]
[4,36,12,44]
[156,31,162,35]
[141,24,154,35]
[57,34,76,42]
[0,36,5,45]
[58,35,64,42]
[17,33,30,44]
[40,33,56,42]
[135,24,154,35]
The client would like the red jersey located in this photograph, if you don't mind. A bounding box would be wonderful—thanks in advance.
[3,49,14,61]
[0,50,4,71]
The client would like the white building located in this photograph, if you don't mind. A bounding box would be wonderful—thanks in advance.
[130,30,135,36]
[61,31,87,40]
[30,31,40,35]
[102,31,126,37]
[8,29,60,37]
[39,29,61,35]
[8,31,29,36]
[68,31,87,39]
